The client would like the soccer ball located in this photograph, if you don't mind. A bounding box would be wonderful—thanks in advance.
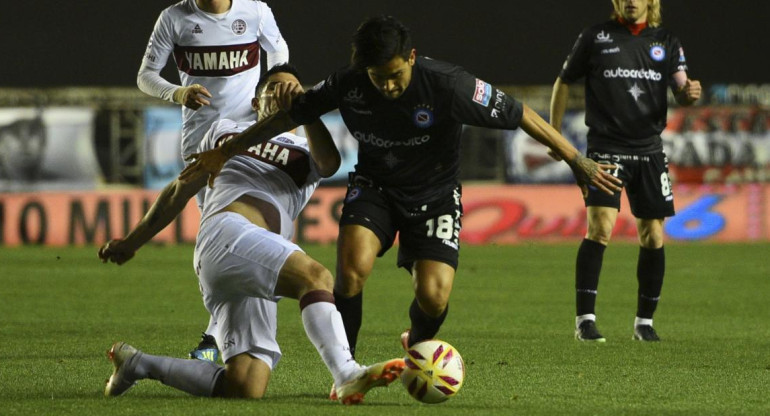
[401,339,465,404]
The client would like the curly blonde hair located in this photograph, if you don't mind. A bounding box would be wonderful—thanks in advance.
[611,0,662,27]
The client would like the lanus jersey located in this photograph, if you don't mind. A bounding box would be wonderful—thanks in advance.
[560,20,689,154]
[288,56,524,203]
[142,0,288,158]
[197,119,323,240]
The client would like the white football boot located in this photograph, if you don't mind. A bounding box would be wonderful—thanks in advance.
[334,358,405,405]
[105,342,140,396]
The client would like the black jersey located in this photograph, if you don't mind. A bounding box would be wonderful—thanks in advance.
[288,56,524,203]
[560,20,689,154]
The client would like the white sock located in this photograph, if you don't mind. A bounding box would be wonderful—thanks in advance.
[576,314,597,328]
[634,317,653,327]
[131,352,224,396]
[301,301,361,386]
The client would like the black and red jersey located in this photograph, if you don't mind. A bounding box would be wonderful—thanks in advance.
[288,56,524,203]
[560,20,689,154]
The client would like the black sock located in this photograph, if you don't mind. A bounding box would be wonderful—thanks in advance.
[575,238,606,316]
[637,246,665,319]
[408,298,448,347]
[334,291,362,358]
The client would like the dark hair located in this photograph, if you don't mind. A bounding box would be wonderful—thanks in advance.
[255,62,302,96]
[351,16,412,70]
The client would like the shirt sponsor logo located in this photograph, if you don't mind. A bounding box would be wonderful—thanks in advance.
[352,131,431,148]
[472,79,492,106]
[412,105,434,128]
[343,88,366,106]
[603,67,662,81]
[601,46,620,54]
[595,31,613,43]
[174,42,260,76]
[490,90,507,118]
[231,19,247,35]
[649,43,666,61]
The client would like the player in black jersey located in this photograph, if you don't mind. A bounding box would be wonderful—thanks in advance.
[182,16,621,359]
[550,0,701,342]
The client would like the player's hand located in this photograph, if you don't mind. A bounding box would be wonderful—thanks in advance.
[567,155,622,198]
[173,84,213,110]
[680,79,702,103]
[98,239,136,265]
[273,81,304,112]
[180,147,228,188]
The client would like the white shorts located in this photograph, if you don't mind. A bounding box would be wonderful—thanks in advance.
[193,211,302,368]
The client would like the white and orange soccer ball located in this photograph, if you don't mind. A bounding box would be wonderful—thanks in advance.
[401,339,465,404]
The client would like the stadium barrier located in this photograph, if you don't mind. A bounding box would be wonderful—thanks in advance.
[1,184,767,247]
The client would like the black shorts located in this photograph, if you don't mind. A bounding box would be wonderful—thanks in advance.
[339,174,463,271]
[585,150,675,219]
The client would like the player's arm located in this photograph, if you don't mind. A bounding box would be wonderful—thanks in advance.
[258,1,290,68]
[180,80,336,187]
[136,11,212,110]
[304,118,341,178]
[98,174,207,265]
[546,77,570,162]
[519,104,621,197]
[672,71,701,106]
[180,109,299,187]
[549,77,570,136]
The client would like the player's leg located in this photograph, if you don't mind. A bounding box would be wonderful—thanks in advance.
[575,205,618,341]
[275,242,405,404]
[633,218,665,341]
[398,185,461,348]
[105,341,226,397]
[404,260,455,347]
[334,224,381,357]
[335,179,395,358]
[627,151,674,341]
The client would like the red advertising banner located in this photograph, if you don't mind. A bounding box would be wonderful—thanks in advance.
[1,184,768,247]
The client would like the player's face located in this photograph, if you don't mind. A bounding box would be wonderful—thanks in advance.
[254,72,299,120]
[618,0,649,23]
[366,49,416,100]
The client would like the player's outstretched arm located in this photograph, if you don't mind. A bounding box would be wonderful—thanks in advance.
[98,174,207,265]
[304,118,340,178]
[519,104,622,197]
[546,77,570,161]
[180,110,299,187]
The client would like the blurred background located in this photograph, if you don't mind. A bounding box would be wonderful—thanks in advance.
[1,1,768,246]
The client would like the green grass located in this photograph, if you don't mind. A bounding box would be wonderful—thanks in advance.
[1,242,768,415]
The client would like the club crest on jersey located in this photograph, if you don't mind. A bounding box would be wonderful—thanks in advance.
[649,43,666,61]
[345,187,361,203]
[473,79,492,106]
[412,105,434,128]
[231,19,247,35]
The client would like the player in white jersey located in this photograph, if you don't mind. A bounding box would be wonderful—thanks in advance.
[138,0,289,362]
[98,64,405,404]
[138,0,289,159]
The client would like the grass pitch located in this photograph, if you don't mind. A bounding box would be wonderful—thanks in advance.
[1,242,768,415]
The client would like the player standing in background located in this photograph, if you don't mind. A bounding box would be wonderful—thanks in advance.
[137,0,290,361]
[549,0,701,342]
[99,64,405,404]
[180,16,621,370]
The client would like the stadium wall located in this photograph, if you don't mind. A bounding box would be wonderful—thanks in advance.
[1,184,768,247]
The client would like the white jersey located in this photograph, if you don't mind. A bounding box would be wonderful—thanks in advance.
[197,119,323,240]
[141,0,289,158]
